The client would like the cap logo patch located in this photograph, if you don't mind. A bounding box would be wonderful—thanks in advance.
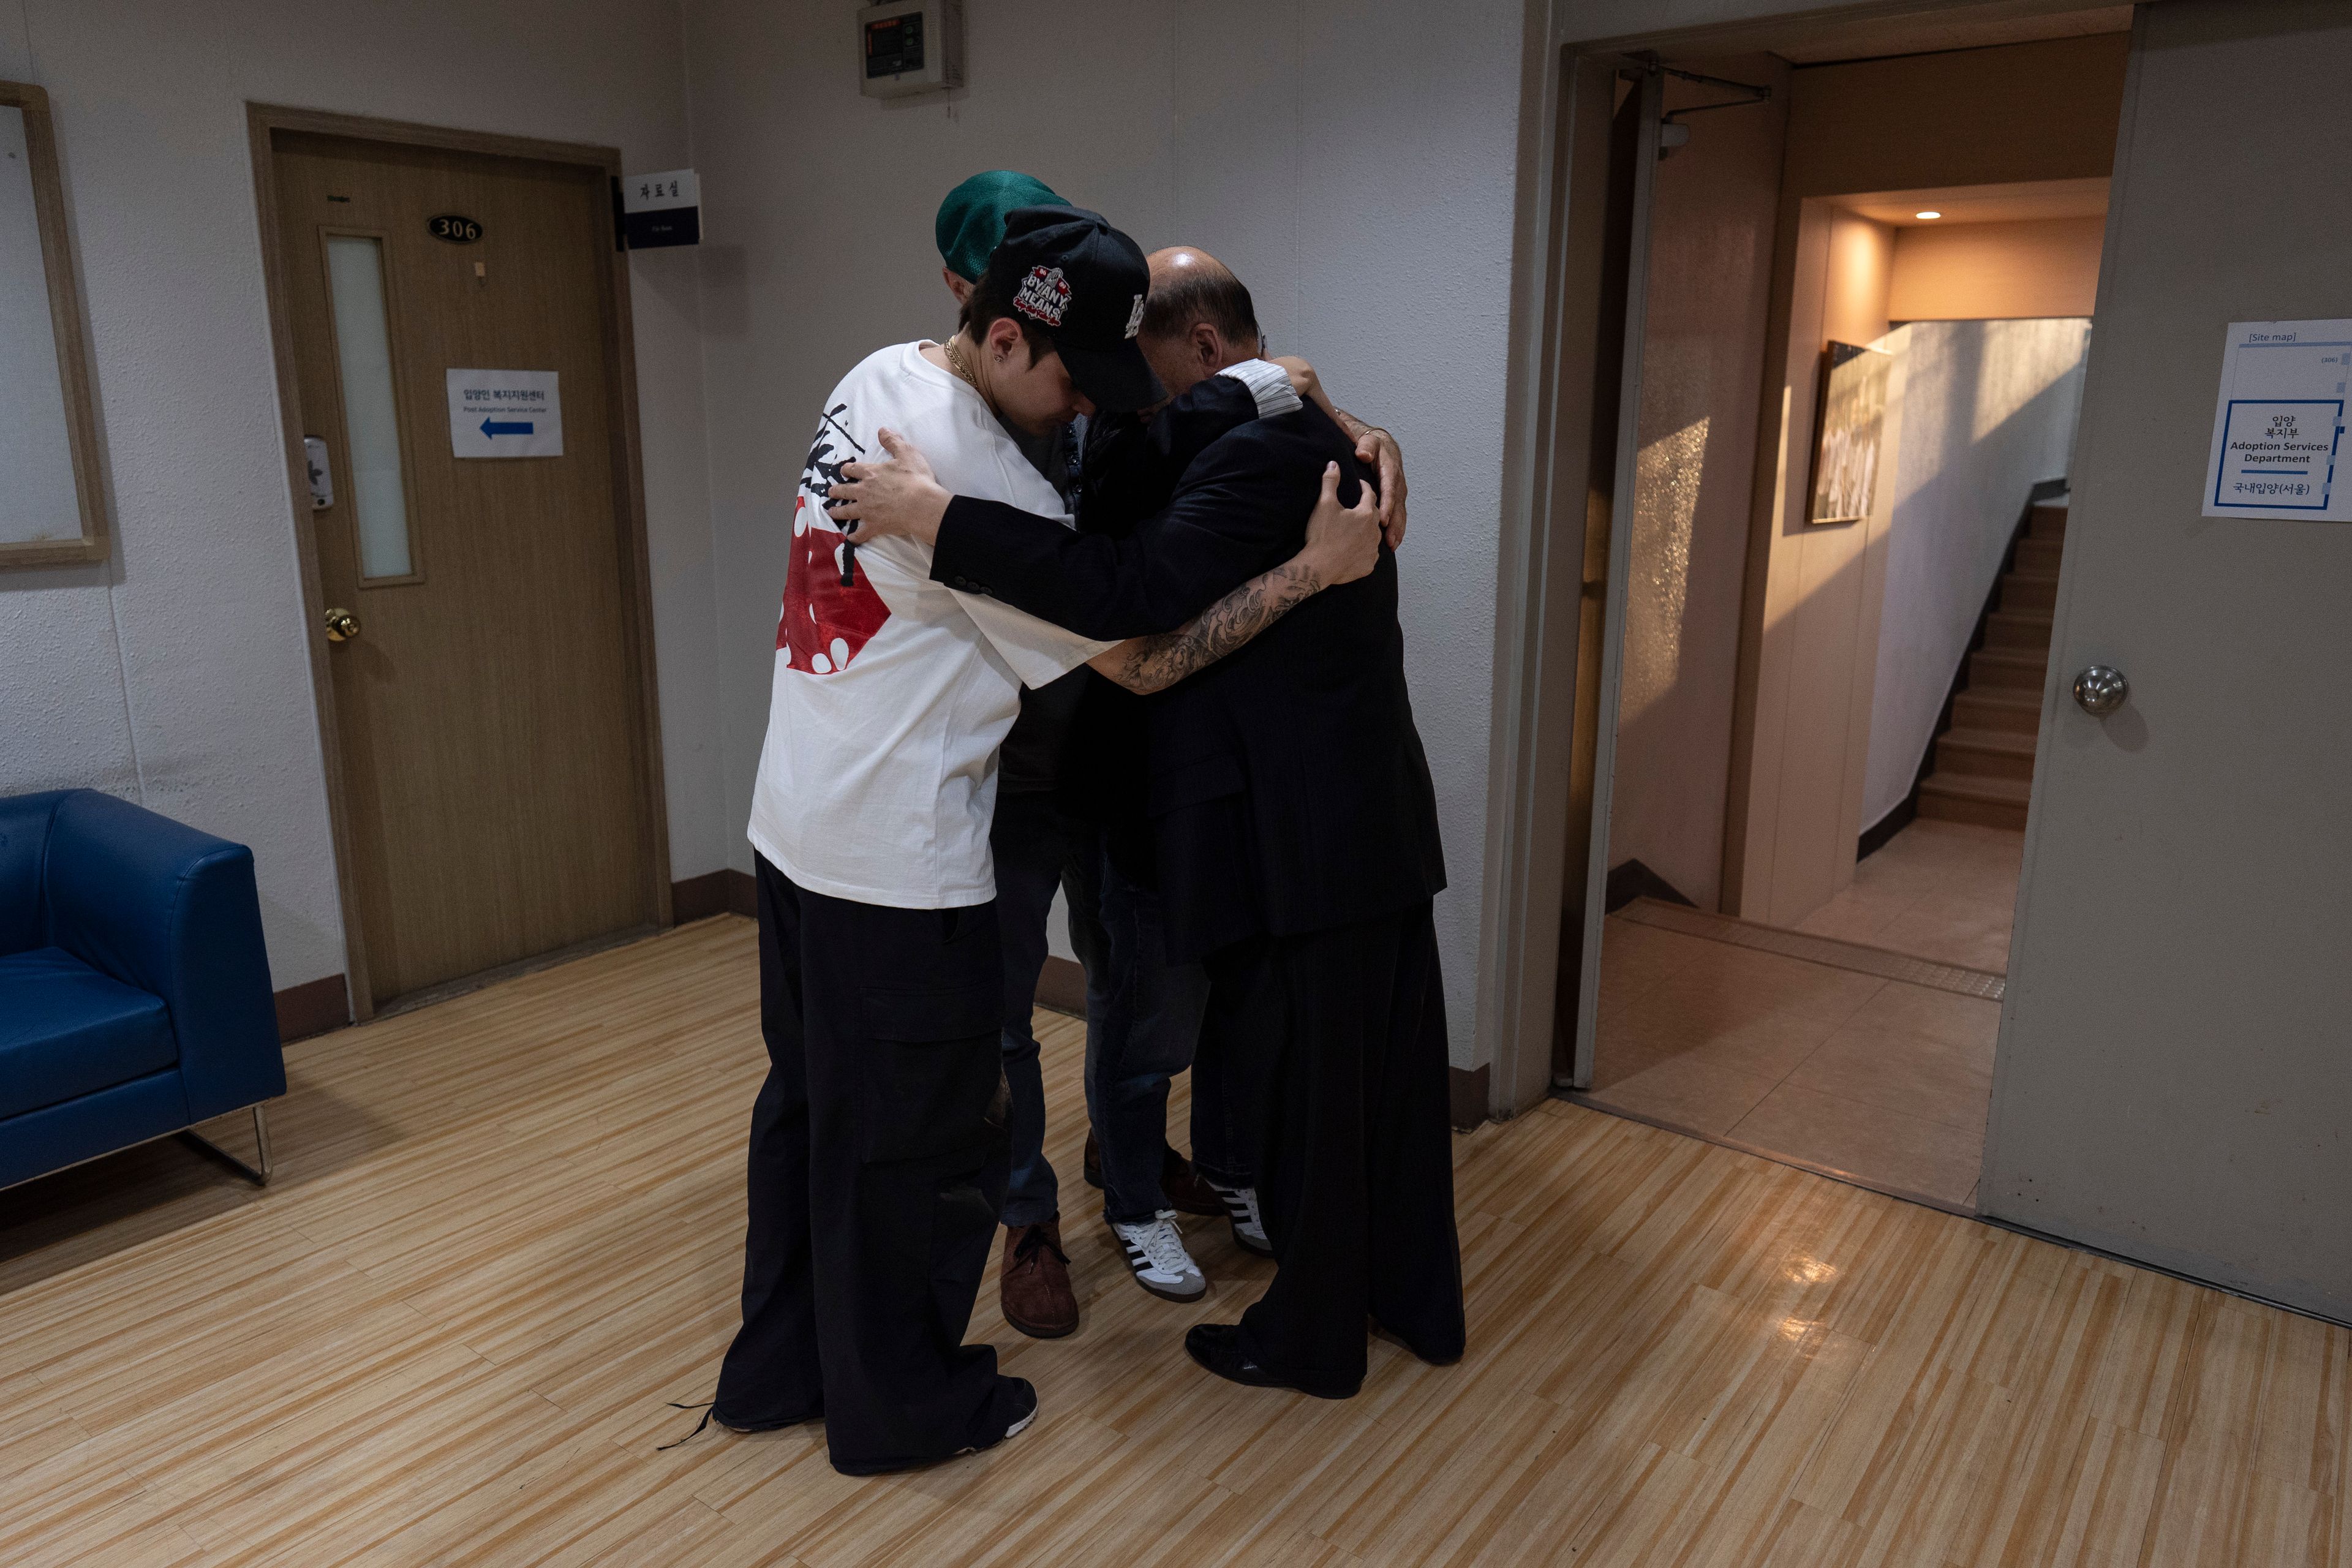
[1013,265,1071,327]
[1124,293,1146,340]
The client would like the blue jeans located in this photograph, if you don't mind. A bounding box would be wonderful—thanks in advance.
[1080,841,1254,1224]
[990,791,1082,1229]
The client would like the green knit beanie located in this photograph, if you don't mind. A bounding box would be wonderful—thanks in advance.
[935,170,1067,284]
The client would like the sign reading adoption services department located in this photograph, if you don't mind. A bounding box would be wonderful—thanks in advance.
[447,369,564,459]
[2203,320,2351,521]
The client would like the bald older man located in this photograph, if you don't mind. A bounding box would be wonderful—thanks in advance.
[831,245,1464,1399]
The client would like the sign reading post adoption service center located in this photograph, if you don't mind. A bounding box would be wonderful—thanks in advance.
[2203,321,2351,521]
[447,369,564,459]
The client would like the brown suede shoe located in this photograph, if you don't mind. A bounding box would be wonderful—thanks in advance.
[1087,1134,1223,1216]
[1000,1222,1079,1339]
[1161,1147,1226,1218]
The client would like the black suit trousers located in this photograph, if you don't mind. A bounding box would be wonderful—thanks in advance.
[713,854,1025,1474]
[1203,901,1466,1394]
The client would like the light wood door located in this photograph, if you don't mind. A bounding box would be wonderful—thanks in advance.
[1983,0,2352,1321]
[274,132,657,1007]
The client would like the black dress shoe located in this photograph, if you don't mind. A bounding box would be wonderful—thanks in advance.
[1184,1324,1360,1400]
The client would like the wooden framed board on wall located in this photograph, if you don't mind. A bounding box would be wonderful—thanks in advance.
[0,80,113,569]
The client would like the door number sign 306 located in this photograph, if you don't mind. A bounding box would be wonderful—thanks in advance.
[427,214,484,244]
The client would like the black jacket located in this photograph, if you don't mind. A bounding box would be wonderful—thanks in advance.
[935,396,1446,960]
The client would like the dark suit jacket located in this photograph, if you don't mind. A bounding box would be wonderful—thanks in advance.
[1050,381,1266,873]
[935,397,1447,960]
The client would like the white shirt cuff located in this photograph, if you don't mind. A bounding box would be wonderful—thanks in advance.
[1217,358,1304,420]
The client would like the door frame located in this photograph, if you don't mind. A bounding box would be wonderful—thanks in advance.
[1562,66,1664,1094]
[246,103,672,1022]
[1479,0,2128,1117]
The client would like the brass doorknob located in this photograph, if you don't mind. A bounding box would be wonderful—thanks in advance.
[323,607,362,643]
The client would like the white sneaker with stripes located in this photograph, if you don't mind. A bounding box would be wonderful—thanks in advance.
[1110,1210,1207,1301]
[1210,1182,1272,1256]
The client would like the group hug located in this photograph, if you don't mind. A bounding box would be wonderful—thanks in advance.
[690,170,1463,1476]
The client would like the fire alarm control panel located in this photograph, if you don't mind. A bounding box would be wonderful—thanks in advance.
[858,0,962,98]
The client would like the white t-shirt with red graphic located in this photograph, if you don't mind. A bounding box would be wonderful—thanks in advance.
[747,342,1115,909]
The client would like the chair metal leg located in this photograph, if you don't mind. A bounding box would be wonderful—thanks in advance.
[182,1104,273,1186]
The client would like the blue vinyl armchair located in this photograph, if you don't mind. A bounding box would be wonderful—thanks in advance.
[1,790,287,1191]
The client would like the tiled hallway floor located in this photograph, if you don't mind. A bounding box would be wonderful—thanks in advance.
[1582,818,2026,1210]
[1584,919,1998,1207]
[1790,818,2026,973]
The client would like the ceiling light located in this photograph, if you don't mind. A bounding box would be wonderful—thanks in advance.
[1915,209,1942,220]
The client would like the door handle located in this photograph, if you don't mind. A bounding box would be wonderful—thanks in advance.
[323,607,362,644]
[2072,664,2127,716]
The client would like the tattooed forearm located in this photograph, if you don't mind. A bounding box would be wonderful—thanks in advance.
[1094,559,1324,695]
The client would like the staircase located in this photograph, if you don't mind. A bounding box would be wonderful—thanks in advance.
[1915,499,2067,831]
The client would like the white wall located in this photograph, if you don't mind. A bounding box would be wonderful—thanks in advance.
[1862,316,2087,827]
[0,0,2100,1065]
[0,1,725,993]
[680,0,1523,1063]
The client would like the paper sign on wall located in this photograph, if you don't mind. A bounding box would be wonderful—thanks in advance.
[448,369,563,458]
[2203,320,2350,521]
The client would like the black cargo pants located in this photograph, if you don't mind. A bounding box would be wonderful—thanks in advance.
[712,854,1028,1474]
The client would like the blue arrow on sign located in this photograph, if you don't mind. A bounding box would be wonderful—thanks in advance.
[481,417,535,438]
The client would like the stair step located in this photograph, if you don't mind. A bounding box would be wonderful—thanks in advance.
[1921,771,2031,804]
[1918,772,2032,830]
[2016,537,2064,574]
[1953,690,2043,735]
[1985,608,2056,650]
[2000,571,2059,614]
[1968,646,2049,693]
[2029,504,2068,540]
[1934,727,2038,782]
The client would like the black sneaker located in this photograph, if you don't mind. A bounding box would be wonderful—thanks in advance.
[832,1379,1038,1475]
[970,1376,1039,1451]
[1183,1324,1359,1400]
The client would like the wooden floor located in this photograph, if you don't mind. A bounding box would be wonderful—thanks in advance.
[4,918,2346,1567]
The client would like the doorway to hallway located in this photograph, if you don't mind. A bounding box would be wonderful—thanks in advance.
[1555,20,2125,1210]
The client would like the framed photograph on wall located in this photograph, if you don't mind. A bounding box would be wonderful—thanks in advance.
[1809,340,1892,526]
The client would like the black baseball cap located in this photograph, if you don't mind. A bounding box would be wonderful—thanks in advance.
[986,205,1164,413]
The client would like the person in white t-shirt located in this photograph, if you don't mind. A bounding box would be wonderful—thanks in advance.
[703,207,1379,1476]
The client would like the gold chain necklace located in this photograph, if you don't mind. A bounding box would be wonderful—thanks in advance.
[944,336,986,398]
